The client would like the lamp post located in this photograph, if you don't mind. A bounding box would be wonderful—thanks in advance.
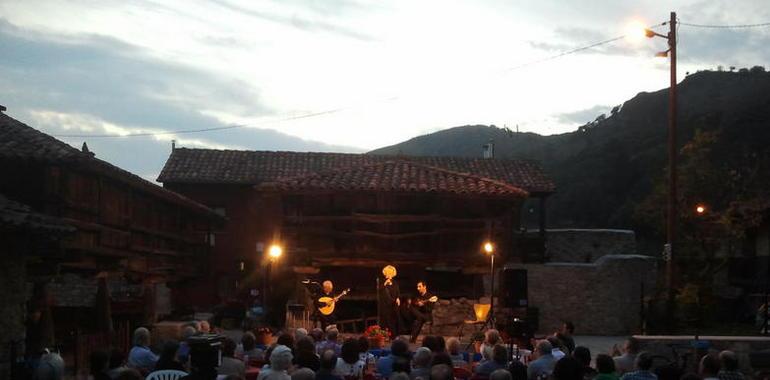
[263,243,283,307]
[643,11,678,328]
[483,242,496,324]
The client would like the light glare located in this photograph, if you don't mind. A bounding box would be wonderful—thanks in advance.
[625,20,648,43]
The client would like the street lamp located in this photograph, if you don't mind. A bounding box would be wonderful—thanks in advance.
[641,12,678,329]
[483,241,496,325]
[263,243,284,308]
[268,244,283,260]
[695,204,706,215]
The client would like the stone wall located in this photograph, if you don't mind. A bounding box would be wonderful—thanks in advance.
[534,229,637,263]
[507,254,657,335]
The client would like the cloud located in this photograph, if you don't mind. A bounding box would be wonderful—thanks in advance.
[0,18,362,181]
[555,105,613,125]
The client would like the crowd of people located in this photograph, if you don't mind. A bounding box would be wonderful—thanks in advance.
[76,321,757,380]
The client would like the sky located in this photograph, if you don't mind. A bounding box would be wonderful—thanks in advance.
[1,0,769,181]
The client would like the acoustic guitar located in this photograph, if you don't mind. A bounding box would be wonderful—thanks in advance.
[414,296,438,307]
[318,288,351,316]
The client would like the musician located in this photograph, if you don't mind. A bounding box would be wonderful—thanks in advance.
[378,265,400,336]
[313,280,337,330]
[410,281,436,343]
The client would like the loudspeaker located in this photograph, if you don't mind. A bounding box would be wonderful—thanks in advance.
[501,269,528,307]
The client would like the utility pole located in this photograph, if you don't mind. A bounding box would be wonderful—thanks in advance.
[666,11,678,327]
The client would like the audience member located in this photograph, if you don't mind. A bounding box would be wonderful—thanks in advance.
[527,340,557,380]
[90,350,111,380]
[476,345,509,377]
[256,328,274,349]
[317,350,343,380]
[490,369,513,380]
[296,328,309,342]
[556,322,576,354]
[572,346,597,380]
[392,357,412,375]
[547,337,566,360]
[318,328,342,356]
[219,338,246,378]
[431,352,454,368]
[595,354,619,380]
[295,336,322,372]
[335,339,365,379]
[700,353,721,380]
[154,340,186,372]
[377,339,410,378]
[508,360,528,380]
[717,351,745,380]
[127,327,158,374]
[293,367,316,380]
[446,337,467,366]
[34,350,65,380]
[178,326,197,364]
[238,331,266,361]
[553,356,584,380]
[431,364,455,380]
[199,321,211,334]
[116,369,143,380]
[422,336,442,354]
[619,352,656,380]
[410,347,432,380]
[357,336,375,364]
[277,333,296,353]
[481,330,502,355]
[390,373,410,380]
[107,349,128,380]
[258,345,293,380]
[613,338,640,376]
[311,329,325,350]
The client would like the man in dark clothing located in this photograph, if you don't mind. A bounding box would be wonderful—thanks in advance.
[311,281,337,330]
[410,281,436,343]
[556,321,576,354]
[316,350,342,380]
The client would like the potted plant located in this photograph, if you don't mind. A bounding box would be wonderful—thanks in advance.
[364,325,390,349]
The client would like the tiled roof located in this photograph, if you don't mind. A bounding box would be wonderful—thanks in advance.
[0,193,74,233]
[0,113,223,219]
[158,148,555,194]
[260,160,529,197]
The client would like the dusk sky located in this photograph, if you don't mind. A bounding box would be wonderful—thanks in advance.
[1,0,769,180]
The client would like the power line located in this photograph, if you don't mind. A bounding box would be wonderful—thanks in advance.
[52,108,345,138]
[679,21,770,29]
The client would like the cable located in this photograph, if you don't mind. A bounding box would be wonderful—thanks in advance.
[679,21,770,29]
[52,108,345,138]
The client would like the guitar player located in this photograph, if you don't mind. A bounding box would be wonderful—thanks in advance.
[410,280,437,343]
[313,280,337,330]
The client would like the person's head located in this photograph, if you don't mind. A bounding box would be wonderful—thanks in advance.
[277,333,295,351]
[392,357,411,374]
[572,346,591,367]
[435,336,446,353]
[292,367,315,380]
[132,327,151,347]
[508,360,528,380]
[493,344,508,365]
[553,356,584,380]
[89,350,109,375]
[417,281,427,295]
[412,347,432,368]
[320,350,337,371]
[719,350,739,371]
[547,336,565,351]
[431,352,453,368]
[485,329,501,345]
[431,364,454,380]
[270,345,294,371]
[422,336,441,353]
[560,321,575,336]
[490,369,513,380]
[160,340,181,362]
[242,332,257,351]
[595,354,616,374]
[311,328,324,342]
[446,337,462,355]
[383,265,397,279]
[700,353,721,377]
[297,337,316,354]
[295,328,308,342]
[109,349,125,370]
[341,339,360,364]
[222,338,237,358]
[182,326,197,340]
[472,332,485,352]
[624,337,640,355]
[357,336,369,353]
[536,340,553,356]
[391,338,410,358]
[322,281,333,294]
[326,327,339,342]
[199,320,211,334]
[482,345,494,361]
[635,352,653,371]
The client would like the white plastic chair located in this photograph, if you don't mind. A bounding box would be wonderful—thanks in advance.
[146,369,188,380]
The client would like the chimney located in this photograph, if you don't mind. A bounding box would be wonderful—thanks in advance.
[81,142,95,157]
[482,139,494,159]
[171,139,176,151]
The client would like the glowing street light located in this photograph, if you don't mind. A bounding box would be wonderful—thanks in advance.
[695,204,706,215]
[268,244,283,260]
[482,241,496,326]
[483,242,494,255]
[625,20,650,42]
